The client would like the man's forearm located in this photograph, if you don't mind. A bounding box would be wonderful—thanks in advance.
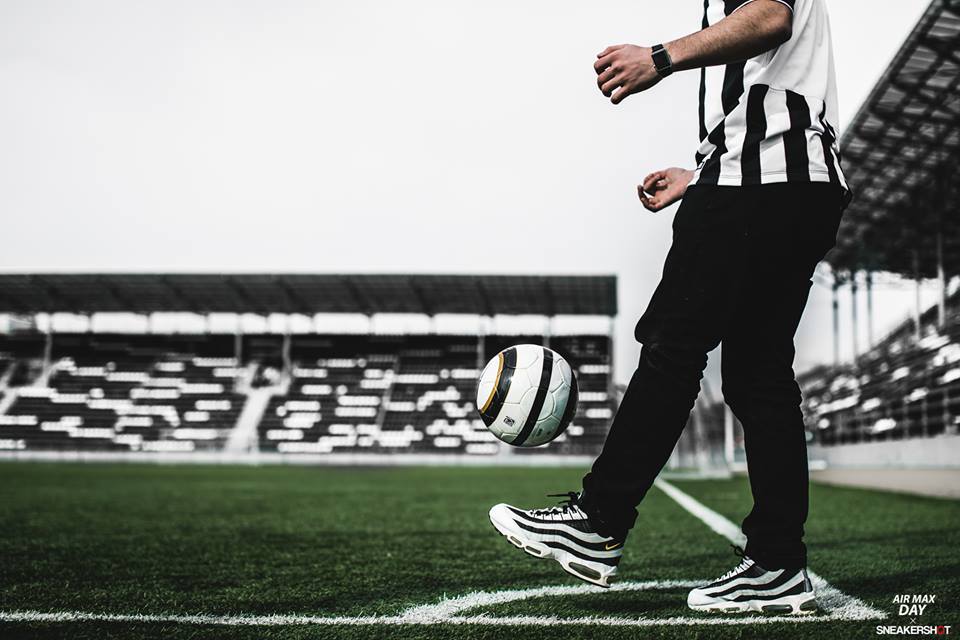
[666,1,793,73]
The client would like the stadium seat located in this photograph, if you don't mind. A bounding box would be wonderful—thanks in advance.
[0,332,617,457]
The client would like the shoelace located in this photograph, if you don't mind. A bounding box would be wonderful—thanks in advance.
[530,491,584,518]
[713,545,753,582]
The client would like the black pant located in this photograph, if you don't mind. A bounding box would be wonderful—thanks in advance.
[581,182,844,570]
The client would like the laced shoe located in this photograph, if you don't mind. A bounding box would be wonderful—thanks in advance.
[488,492,625,588]
[687,546,817,615]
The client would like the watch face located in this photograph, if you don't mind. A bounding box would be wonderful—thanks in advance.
[653,46,672,75]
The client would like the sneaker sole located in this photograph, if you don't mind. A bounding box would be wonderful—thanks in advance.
[488,509,617,588]
[688,593,818,616]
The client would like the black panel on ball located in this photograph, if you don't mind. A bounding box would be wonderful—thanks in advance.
[479,347,517,427]
[556,368,579,437]
[511,348,554,447]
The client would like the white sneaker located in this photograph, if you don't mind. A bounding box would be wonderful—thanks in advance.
[488,492,624,588]
[687,548,817,615]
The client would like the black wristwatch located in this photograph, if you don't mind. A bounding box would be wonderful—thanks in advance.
[651,44,674,78]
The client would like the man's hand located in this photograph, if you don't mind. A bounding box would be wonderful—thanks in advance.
[594,45,661,105]
[638,168,694,212]
[593,2,793,105]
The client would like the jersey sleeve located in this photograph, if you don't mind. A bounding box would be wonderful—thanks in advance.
[729,0,795,13]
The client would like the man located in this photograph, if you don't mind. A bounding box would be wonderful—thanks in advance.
[488,0,849,615]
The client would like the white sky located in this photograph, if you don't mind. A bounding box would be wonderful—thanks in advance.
[0,0,935,385]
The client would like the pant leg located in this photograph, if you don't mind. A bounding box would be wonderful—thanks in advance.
[720,182,844,570]
[723,320,811,570]
[581,185,752,537]
[581,342,711,536]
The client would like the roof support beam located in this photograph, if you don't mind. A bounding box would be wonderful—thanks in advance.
[0,275,618,317]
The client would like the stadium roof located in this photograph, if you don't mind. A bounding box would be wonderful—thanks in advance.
[830,0,960,279]
[0,274,617,317]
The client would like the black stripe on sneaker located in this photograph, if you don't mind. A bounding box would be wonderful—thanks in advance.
[480,347,516,427]
[505,506,594,534]
[513,520,613,552]
[705,569,796,598]
[702,564,768,590]
[540,540,621,566]
[730,580,809,603]
[510,347,553,446]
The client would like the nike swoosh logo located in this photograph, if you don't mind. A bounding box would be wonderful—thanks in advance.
[604,542,622,551]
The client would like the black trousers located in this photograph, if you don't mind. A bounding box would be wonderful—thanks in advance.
[581,182,844,570]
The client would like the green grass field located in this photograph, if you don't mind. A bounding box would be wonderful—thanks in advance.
[0,463,957,639]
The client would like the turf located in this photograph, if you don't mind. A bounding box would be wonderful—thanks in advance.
[0,463,957,639]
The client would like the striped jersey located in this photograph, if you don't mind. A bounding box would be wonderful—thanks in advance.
[690,0,849,198]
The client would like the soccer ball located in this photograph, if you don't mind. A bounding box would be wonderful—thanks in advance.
[476,344,579,447]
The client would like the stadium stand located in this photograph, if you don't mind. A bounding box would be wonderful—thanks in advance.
[0,274,617,459]
[256,334,612,456]
[801,295,960,446]
[798,0,960,451]
[0,334,244,453]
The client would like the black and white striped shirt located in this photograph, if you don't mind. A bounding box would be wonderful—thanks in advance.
[691,0,849,197]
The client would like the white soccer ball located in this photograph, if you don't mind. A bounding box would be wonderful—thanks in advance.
[476,344,579,447]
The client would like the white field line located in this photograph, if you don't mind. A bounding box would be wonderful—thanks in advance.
[0,578,862,628]
[397,579,702,622]
[0,480,886,628]
[653,478,886,621]
[0,609,854,627]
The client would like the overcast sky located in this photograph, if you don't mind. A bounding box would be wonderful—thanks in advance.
[0,0,935,384]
